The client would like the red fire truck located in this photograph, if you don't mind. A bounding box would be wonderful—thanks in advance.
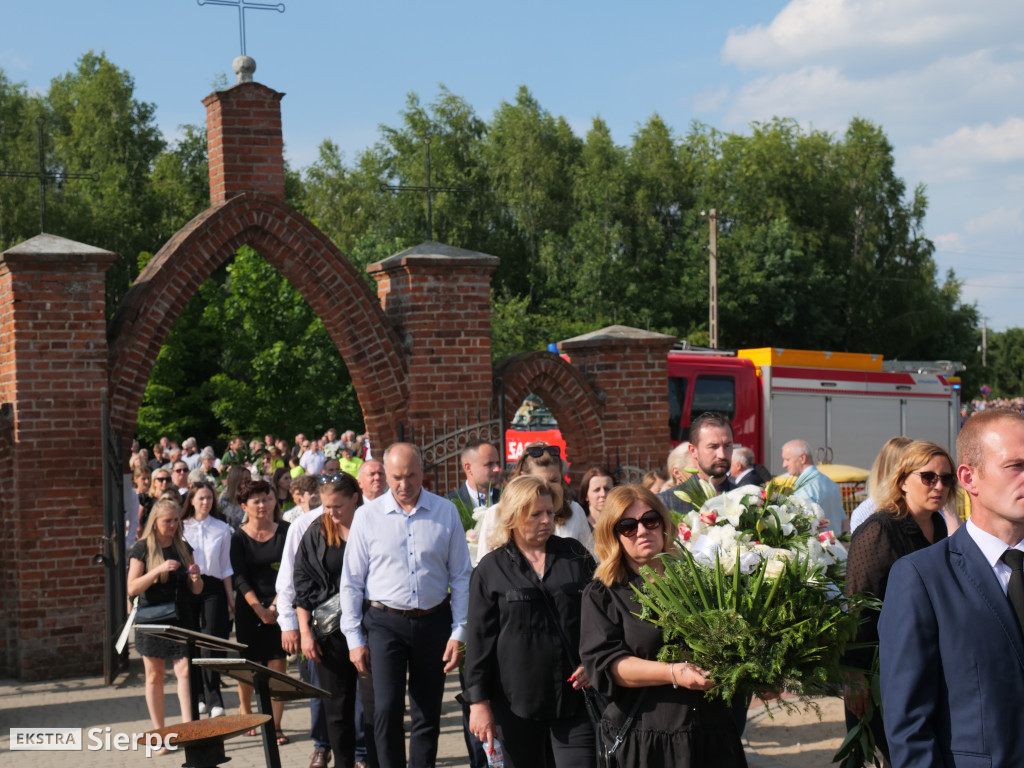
[506,345,963,476]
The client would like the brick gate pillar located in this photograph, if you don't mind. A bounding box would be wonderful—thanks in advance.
[0,234,117,680]
[367,242,499,432]
[560,325,676,479]
[203,78,285,203]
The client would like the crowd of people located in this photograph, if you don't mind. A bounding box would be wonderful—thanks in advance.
[123,408,1024,768]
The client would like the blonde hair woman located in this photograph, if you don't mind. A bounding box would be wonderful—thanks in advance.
[464,476,597,767]
[849,436,913,534]
[580,485,747,767]
[127,498,204,735]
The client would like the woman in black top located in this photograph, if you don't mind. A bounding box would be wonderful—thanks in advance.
[127,498,204,733]
[579,485,747,768]
[294,474,361,768]
[844,440,954,764]
[464,475,596,768]
[230,479,290,741]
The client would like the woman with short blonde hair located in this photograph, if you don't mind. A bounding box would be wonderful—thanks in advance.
[464,475,596,767]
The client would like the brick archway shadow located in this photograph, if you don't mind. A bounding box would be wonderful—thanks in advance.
[494,351,605,477]
[108,191,408,449]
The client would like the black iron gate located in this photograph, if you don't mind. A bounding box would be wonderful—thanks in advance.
[100,394,129,684]
[418,404,504,495]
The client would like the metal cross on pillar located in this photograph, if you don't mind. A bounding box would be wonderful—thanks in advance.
[380,136,471,243]
[0,116,98,234]
[197,0,285,56]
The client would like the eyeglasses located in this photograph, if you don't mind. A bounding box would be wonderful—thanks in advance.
[154,476,171,483]
[613,510,663,538]
[525,445,561,460]
[173,468,188,474]
[319,472,347,485]
[912,471,955,488]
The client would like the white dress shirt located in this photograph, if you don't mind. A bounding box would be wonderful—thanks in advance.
[965,517,1024,596]
[274,506,324,633]
[340,488,472,649]
[182,516,234,580]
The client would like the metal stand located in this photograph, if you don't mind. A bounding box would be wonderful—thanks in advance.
[144,714,269,767]
[134,625,247,720]
[194,658,331,768]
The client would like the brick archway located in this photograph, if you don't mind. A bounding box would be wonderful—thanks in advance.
[107,191,408,448]
[494,351,605,476]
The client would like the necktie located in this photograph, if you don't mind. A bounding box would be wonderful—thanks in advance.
[1000,549,1024,637]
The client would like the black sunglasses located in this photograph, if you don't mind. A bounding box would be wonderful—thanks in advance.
[525,445,561,460]
[319,472,347,485]
[154,476,171,483]
[613,510,663,538]
[912,471,955,488]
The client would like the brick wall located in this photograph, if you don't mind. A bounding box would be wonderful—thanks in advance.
[0,234,116,680]
[203,81,285,204]
[107,193,409,455]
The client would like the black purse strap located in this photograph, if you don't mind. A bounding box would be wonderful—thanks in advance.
[606,689,647,756]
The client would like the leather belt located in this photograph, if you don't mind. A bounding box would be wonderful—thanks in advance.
[366,596,450,618]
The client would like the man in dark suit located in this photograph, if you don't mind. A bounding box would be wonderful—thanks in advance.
[446,440,502,510]
[730,445,772,487]
[879,408,1024,767]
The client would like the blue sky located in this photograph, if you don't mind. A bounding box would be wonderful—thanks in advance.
[4,0,1024,337]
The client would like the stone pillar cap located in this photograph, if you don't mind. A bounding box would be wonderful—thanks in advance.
[560,324,677,351]
[2,233,116,264]
[367,241,500,273]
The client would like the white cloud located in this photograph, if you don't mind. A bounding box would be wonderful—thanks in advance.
[908,118,1024,180]
[722,0,1019,72]
[693,85,731,113]
[932,233,962,250]
[965,206,1024,236]
[0,50,30,71]
[721,50,1024,137]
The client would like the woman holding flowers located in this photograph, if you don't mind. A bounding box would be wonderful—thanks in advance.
[579,485,747,767]
[844,440,955,763]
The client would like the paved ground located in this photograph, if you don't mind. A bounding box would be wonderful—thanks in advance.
[1,656,850,767]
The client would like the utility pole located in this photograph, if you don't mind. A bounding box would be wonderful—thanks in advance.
[705,208,719,349]
[982,316,987,368]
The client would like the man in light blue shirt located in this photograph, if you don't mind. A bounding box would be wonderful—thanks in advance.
[340,442,471,768]
[782,439,846,535]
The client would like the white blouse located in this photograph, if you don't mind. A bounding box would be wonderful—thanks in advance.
[183,516,234,580]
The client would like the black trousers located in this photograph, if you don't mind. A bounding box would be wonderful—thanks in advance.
[317,631,359,768]
[491,695,595,768]
[191,579,231,708]
[363,603,451,768]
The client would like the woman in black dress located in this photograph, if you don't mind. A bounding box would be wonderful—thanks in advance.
[844,440,954,765]
[294,474,362,768]
[127,498,204,732]
[579,485,747,768]
[230,478,290,742]
[465,475,597,768]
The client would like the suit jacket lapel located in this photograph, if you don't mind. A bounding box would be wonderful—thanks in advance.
[950,525,1024,667]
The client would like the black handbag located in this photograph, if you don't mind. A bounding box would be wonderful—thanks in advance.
[311,593,342,640]
[136,602,178,624]
[596,690,646,768]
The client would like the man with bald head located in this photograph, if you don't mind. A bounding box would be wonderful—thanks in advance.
[341,443,472,768]
[357,459,386,501]
[782,438,844,535]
